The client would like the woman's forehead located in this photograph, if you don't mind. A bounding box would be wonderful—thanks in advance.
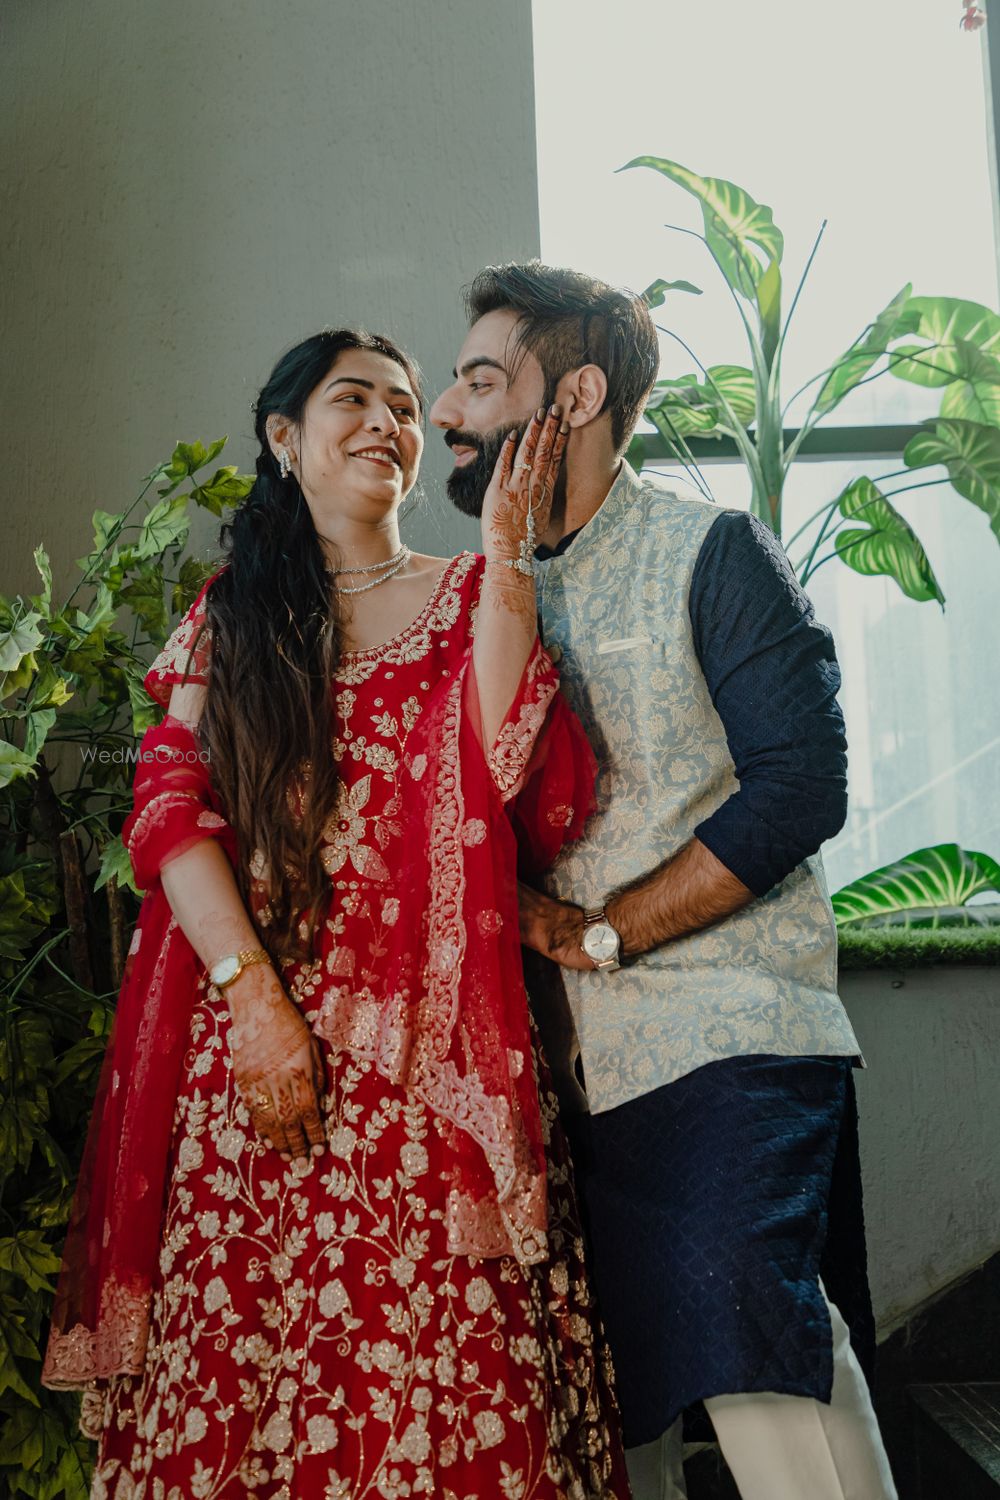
[322,347,416,396]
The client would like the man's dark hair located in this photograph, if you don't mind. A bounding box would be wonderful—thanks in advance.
[463,261,659,452]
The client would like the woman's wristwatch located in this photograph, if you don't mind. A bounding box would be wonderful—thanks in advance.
[209,948,270,990]
[580,906,622,971]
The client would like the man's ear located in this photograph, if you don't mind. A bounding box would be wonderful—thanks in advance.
[555,364,609,429]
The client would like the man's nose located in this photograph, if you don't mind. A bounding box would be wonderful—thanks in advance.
[430,386,460,430]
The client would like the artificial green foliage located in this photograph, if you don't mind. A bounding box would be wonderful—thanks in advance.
[831,843,1000,928]
[0,442,250,1496]
[621,156,1000,605]
[837,921,1000,969]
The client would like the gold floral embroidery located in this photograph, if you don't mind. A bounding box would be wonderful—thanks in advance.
[147,592,211,687]
[89,549,627,1496]
[41,1274,150,1390]
[91,1024,625,1498]
[487,665,558,802]
[335,553,476,686]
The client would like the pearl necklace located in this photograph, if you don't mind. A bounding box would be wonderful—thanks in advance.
[330,546,411,595]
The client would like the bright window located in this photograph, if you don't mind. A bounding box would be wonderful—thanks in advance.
[645,456,1000,891]
[533,0,1000,888]
[533,0,997,426]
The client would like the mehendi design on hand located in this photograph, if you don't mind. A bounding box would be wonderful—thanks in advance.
[482,409,569,570]
[228,965,326,1159]
[482,563,538,625]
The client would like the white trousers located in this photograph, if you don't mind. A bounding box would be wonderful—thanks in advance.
[625,1289,897,1500]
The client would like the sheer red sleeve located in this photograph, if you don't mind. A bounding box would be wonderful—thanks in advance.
[143,578,214,707]
[122,717,236,890]
[499,647,597,879]
[122,577,235,890]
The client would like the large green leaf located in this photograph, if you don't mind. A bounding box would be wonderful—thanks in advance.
[834,477,944,605]
[32,547,52,617]
[706,365,757,426]
[0,873,47,960]
[646,364,756,445]
[622,156,783,298]
[832,844,1000,928]
[124,660,159,737]
[0,612,44,690]
[30,664,74,712]
[0,743,36,788]
[647,376,724,442]
[95,835,141,896]
[888,296,1000,386]
[756,258,782,366]
[189,465,254,517]
[0,1233,62,1295]
[814,284,915,417]
[136,496,190,559]
[23,709,56,762]
[162,437,228,484]
[905,418,1000,539]
[60,584,118,681]
[172,556,214,616]
[119,561,167,637]
[938,339,1000,424]
[89,509,123,554]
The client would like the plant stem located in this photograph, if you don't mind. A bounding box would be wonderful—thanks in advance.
[778,220,827,351]
[59,830,94,992]
[107,877,127,990]
[784,496,842,552]
[797,496,845,584]
[881,477,952,500]
[648,409,715,501]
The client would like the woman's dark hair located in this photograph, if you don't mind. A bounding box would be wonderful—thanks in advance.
[464,261,659,452]
[199,328,423,960]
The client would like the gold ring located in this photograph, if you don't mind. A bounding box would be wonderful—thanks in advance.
[255,1094,270,1109]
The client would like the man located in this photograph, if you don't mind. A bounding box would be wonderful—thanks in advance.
[430,261,898,1500]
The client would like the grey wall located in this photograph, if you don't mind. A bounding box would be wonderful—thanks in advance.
[843,966,1000,1332]
[2,0,540,594]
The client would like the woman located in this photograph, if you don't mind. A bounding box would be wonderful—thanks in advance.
[43,329,630,1498]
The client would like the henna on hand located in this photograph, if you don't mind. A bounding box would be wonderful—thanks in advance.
[482,407,569,568]
[228,965,327,1160]
[482,563,538,624]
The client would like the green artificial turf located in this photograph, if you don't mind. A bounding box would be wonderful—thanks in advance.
[838,923,1000,970]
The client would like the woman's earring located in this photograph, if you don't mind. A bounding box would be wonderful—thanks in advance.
[278,449,292,480]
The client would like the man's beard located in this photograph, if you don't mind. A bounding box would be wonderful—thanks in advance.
[444,416,567,530]
[444,422,521,519]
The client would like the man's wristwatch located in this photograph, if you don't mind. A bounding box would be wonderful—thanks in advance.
[208,948,270,990]
[580,906,622,972]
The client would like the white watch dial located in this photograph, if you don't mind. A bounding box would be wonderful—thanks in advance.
[582,923,619,961]
[211,954,240,987]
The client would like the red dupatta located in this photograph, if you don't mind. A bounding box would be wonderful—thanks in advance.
[42,571,596,1391]
[313,632,594,1264]
[41,715,237,1390]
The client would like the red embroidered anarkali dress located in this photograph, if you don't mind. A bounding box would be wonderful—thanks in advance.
[43,552,630,1500]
